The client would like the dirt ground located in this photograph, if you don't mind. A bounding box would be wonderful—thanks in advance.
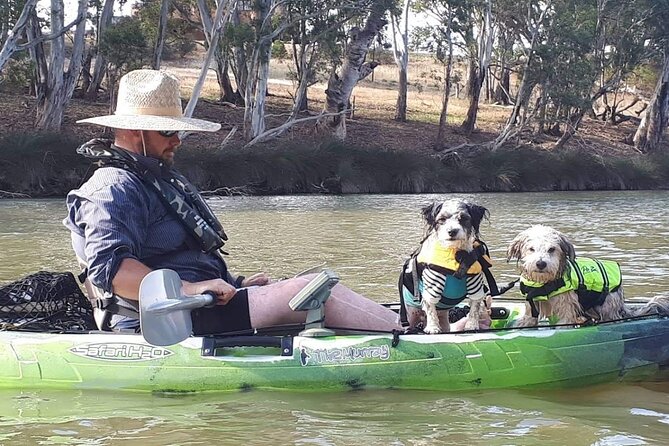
[0,58,657,157]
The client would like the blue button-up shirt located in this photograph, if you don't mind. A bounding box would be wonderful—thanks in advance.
[63,154,229,296]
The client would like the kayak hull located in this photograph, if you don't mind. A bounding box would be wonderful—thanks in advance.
[1,316,668,392]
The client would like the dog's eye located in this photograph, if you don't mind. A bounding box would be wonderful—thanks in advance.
[459,213,470,222]
[548,247,556,253]
[528,247,535,253]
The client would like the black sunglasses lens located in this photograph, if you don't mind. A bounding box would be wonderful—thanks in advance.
[158,130,178,137]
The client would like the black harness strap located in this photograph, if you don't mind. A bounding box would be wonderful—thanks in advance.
[520,278,567,318]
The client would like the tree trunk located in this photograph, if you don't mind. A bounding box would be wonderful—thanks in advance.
[215,53,240,103]
[391,0,410,122]
[247,44,270,138]
[34,0,88,131]
[634,51,669,153]
[85,0,114,100]
[395,68,408,121]
[436,12,454,148]
[291,43,311,117]
[319,0,388,139]
[242,0,273,140]
[461,0,492,135]
[184,0,236,120]
[152,0,170,69]
[0,0,38,74]
[230,8,248,98]
[197,0,241,104]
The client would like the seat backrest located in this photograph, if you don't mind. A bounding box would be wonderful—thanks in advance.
[76,256,112,331]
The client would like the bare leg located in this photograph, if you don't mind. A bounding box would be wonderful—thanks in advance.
[247,275,400,331]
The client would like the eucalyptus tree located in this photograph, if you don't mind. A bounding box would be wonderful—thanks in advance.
[153,0,171,69]
[459,0,493,135]
[318,0,393,140]
[84,0,115,100]
[283,0,351,116]
[28,0,88,130]
[0,0,35,74]
[633,0,669,153]
[389,0,411,121]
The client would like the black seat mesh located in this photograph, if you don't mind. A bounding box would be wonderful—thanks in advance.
[0,271,96,331]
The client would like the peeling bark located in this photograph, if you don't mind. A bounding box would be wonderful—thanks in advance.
[85,0,114,100]
[391,0,410,122]
[634,52,669,153]
[34,0,88,131]
[0,0,38,74]
[319,0,389,140]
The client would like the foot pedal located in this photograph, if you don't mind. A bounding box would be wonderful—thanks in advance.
[289,270,339,337]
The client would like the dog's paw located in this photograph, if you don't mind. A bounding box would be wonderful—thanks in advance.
[464,318,480,331]
[423,324,443,334]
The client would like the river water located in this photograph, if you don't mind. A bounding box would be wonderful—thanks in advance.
[0,192,668,444]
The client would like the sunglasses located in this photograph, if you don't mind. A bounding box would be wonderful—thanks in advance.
[157,130,178,138]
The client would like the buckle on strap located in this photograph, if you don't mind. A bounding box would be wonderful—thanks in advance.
[92,296,114,310]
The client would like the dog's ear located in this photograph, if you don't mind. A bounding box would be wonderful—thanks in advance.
[421,201,443,229]
[557,231,576,260]
[465,203,489,235]
[506,230,527,262]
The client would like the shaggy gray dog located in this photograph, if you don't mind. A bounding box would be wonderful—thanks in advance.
[507,225,669,326]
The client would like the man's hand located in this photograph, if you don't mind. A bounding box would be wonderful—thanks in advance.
[241,272,271,287]
[182,279,237,305]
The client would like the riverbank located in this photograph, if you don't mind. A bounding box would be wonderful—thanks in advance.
[1,77,668,197]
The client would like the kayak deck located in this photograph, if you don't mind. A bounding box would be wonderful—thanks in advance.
[1,313,667,393]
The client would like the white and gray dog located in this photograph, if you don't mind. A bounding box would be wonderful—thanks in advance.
[507,225,669,326]
[405,199,492,334]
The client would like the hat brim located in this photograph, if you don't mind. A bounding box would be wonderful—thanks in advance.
[77,114,221,132]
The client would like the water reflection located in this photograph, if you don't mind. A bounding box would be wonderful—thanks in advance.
[1,382,668,445]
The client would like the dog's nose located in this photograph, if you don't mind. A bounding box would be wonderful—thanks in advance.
[536,260,547,270]
[448,228,459,238]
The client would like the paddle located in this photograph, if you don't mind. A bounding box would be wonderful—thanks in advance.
[139,269,215,346]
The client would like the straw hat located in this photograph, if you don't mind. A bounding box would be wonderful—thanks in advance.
[77,69,221,132]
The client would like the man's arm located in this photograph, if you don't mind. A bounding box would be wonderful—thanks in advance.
[113,258,238,303]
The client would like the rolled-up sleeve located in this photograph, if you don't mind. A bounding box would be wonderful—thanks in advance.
[65,169,150,292]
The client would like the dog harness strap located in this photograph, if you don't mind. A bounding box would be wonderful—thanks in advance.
[397,258,409,327]
[474,240,499,296]
[520,278,566,301]
[528,299,540,318]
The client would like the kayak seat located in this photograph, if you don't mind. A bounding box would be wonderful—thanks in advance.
[76,256,113,331]
[289,269,339,337]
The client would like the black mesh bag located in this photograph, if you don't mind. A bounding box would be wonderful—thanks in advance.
[0,271,96,331]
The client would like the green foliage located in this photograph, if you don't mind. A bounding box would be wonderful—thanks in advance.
[0,55,33,92]
[271,40,288,59]
[99,16,150,74]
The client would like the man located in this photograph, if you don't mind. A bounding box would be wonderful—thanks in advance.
[65,69,399,335]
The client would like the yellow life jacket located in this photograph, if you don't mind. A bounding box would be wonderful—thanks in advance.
[416,238,491,275]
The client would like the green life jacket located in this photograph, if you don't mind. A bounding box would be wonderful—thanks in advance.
[520,257,622,316]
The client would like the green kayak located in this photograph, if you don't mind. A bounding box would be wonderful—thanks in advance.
[1,303,667,393]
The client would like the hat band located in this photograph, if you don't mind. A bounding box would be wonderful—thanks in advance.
[114,105,183,117]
